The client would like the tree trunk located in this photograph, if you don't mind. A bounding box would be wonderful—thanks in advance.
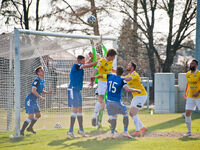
[90,0,100,35]
[36,0,40,30]
[132,0,138,56]
[22,0,29,29]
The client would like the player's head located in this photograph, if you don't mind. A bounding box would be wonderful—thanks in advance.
[116,66,124,76]
[106,49,117,61]
[127,62,136,72]
[77,55,85,64]
[35,66,44,77]
[190,59,198,71]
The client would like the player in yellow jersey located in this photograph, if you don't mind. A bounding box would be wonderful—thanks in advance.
[184,59,200,137]
[123,62,148,137]
[90,49,117,126]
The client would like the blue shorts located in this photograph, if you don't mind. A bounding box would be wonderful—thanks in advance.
[106,100,128,116]
[25,96,40,114]
[68,88,82,107]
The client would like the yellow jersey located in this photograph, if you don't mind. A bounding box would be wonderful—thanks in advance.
[125,71,147,97]
[96,57,113,81]
[186,70,200,99]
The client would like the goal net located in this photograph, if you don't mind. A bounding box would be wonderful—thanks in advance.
[0,29,118,137]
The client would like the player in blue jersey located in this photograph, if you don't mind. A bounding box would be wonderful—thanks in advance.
[92,66,141,138]
[20,66,53,136]
[67,55,97,137]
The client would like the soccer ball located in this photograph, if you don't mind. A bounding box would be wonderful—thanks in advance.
[87,15,96,24]
[54,122,62,128]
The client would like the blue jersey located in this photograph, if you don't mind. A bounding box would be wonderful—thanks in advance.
[68,64,84,90]
[26,76,45,103]
[106,74,127,102]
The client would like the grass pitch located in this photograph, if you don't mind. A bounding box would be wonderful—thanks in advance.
[0,110,200,150]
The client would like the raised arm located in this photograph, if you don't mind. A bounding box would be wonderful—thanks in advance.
[81,61,98,69]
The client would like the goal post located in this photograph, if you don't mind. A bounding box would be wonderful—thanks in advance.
[13,28,118,137]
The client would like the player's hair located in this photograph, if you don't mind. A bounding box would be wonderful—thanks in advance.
[77,55,85,60]
[192,59,198,65]
[107,49,117,57]
[34,66,43,75]
[116,66,124,76]
[130,62,136,70]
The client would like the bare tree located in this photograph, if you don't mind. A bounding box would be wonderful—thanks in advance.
[1,0,41,30]
[118,0,196,78]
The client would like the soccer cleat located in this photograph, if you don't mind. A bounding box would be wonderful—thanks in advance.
[26,127,36,134]
[131,131,141,137]
[140,127,147,137]
[183,132,192,137]
[92,117,97,126]
[68,131,75,137]
[78,130,86,137]
[20,130,24,136]
[123,132,134,139]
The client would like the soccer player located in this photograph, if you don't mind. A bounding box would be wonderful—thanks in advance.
[67,55,97,137]
[184,59,200,137]
[90,48,117,127]
[20,66,53,136]
[123,62,148,137]
[92,66,141,138]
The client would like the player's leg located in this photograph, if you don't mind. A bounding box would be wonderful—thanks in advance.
[97,92,107,129]
[67,88,78,137]
[20,113,33,136]
[109,115,117,138]
[77,107,86,136]
[20,98,34,136]
[68,107,77,137]
[130,95,147,137]
[184,99,195,137]
[27,104,41,134]
[92,81,107,126]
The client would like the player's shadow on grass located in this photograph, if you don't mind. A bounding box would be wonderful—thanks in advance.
[145,113,200,132]
[179,137,200,141]
[48,137,74,146]
[48,136,136,150]
[86,128,110,136]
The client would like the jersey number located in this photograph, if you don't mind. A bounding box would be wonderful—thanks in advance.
[108,81,118,93]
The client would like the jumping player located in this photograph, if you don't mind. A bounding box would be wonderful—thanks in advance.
[67,55,97,137]
[92,66,141,138]
[184,59,200,137]
[90,48,117,127]
[20,66,53,136]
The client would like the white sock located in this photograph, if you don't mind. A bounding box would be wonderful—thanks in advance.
[138,117,144,129]
[93,102,101,118]
[133,115,140,131]
[185,116,191,133]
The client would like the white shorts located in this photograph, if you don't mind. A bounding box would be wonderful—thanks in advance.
[130,95,147,110]
[97,80,107,95]
[185,97,200,110]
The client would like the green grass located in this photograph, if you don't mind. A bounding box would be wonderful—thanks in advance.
[1,111,200,150]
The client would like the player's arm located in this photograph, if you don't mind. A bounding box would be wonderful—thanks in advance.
[32,87,45,101]
[42,89,53,95]
[81,61,98,69]
[122,76,132,81]
[184,82,189,99]
[123,85,141,93]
